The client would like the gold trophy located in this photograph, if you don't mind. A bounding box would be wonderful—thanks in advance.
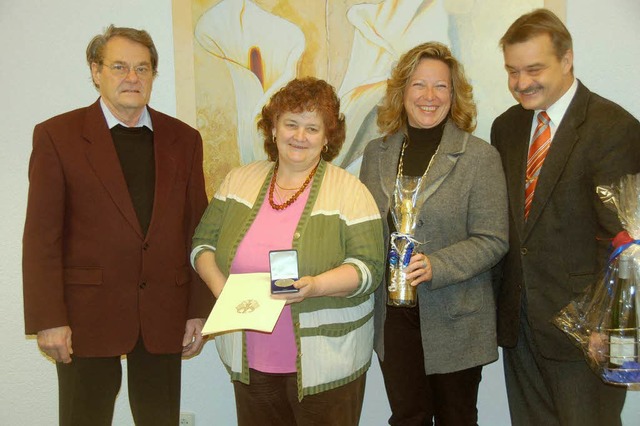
[388,176,427,307]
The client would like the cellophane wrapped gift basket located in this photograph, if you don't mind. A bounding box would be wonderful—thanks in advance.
[554,173,640,389]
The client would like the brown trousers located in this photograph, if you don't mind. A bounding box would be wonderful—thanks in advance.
[233,368,367,426]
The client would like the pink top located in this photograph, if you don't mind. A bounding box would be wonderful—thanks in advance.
[229,184,311,373]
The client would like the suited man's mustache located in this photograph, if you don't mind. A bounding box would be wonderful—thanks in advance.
[514,84,543,95]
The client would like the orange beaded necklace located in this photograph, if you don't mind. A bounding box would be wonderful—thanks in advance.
[268,160,320,210]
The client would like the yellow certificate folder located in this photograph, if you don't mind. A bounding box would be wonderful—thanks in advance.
[202,272,286,336]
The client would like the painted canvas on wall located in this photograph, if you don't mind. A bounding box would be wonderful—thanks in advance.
[173,0,557,195]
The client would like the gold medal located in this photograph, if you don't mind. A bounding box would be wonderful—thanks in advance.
[274,278,295,288]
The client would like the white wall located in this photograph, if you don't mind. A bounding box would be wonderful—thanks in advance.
[1,1,638,424]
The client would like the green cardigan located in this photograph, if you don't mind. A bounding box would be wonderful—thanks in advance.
[192,159,384,400]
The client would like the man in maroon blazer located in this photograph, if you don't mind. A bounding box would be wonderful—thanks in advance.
[23,25,213,425]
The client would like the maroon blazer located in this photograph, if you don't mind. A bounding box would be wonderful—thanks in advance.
[23,99,213,357]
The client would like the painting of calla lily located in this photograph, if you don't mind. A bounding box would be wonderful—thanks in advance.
[173,0,548,193]
[336,0,450,169]
[194,0,305,164]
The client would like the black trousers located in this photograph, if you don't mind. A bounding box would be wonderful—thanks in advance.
[56,336,182,426]
[380,306,483,426]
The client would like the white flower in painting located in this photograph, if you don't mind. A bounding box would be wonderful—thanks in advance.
[195,0,305,164]
[336,0,449,170]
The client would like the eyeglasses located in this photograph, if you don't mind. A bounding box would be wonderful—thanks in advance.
[101,61,153,79]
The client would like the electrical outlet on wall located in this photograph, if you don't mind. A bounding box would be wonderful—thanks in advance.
[180,412,195,426]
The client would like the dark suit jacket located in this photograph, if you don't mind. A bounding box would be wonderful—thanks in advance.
[23,99,213,357]
[491,81,640,360]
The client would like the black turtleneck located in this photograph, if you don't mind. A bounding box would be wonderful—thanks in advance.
[401,119,446,176]
[110,124,155,235]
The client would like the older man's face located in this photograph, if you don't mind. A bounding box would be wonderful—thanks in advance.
[91,36,154,125]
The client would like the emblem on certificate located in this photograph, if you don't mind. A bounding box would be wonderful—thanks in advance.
[236,299,260,314]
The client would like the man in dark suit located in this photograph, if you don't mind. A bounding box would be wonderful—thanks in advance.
[491,8,640,426]
[23,25,213,425]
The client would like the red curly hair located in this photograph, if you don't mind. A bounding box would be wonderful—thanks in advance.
[257,77,346,161]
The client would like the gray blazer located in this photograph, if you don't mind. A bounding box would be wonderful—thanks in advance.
[360,120,508,374]
[491,80,640,360]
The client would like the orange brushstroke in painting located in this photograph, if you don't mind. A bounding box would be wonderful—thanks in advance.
[249,47,265,88]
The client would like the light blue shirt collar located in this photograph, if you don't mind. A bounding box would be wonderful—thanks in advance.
[99,98,153,131]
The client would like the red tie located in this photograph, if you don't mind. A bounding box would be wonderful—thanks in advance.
[524,111,551,220]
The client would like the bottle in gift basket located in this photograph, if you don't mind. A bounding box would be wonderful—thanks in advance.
[608,254,638,368]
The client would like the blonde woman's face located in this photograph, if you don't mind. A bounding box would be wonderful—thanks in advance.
[403,58,452,129]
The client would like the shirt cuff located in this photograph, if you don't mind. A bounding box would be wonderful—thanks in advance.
[190,245,216,269]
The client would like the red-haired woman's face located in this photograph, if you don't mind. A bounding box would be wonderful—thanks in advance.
[273,110,327,172]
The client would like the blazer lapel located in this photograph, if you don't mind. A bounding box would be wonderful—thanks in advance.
[146,108,177,237]
[378,133,403,209]
[524,82,588,237]
[420,120,466,201]
[505,109,534,240]
[83,100,144,238]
